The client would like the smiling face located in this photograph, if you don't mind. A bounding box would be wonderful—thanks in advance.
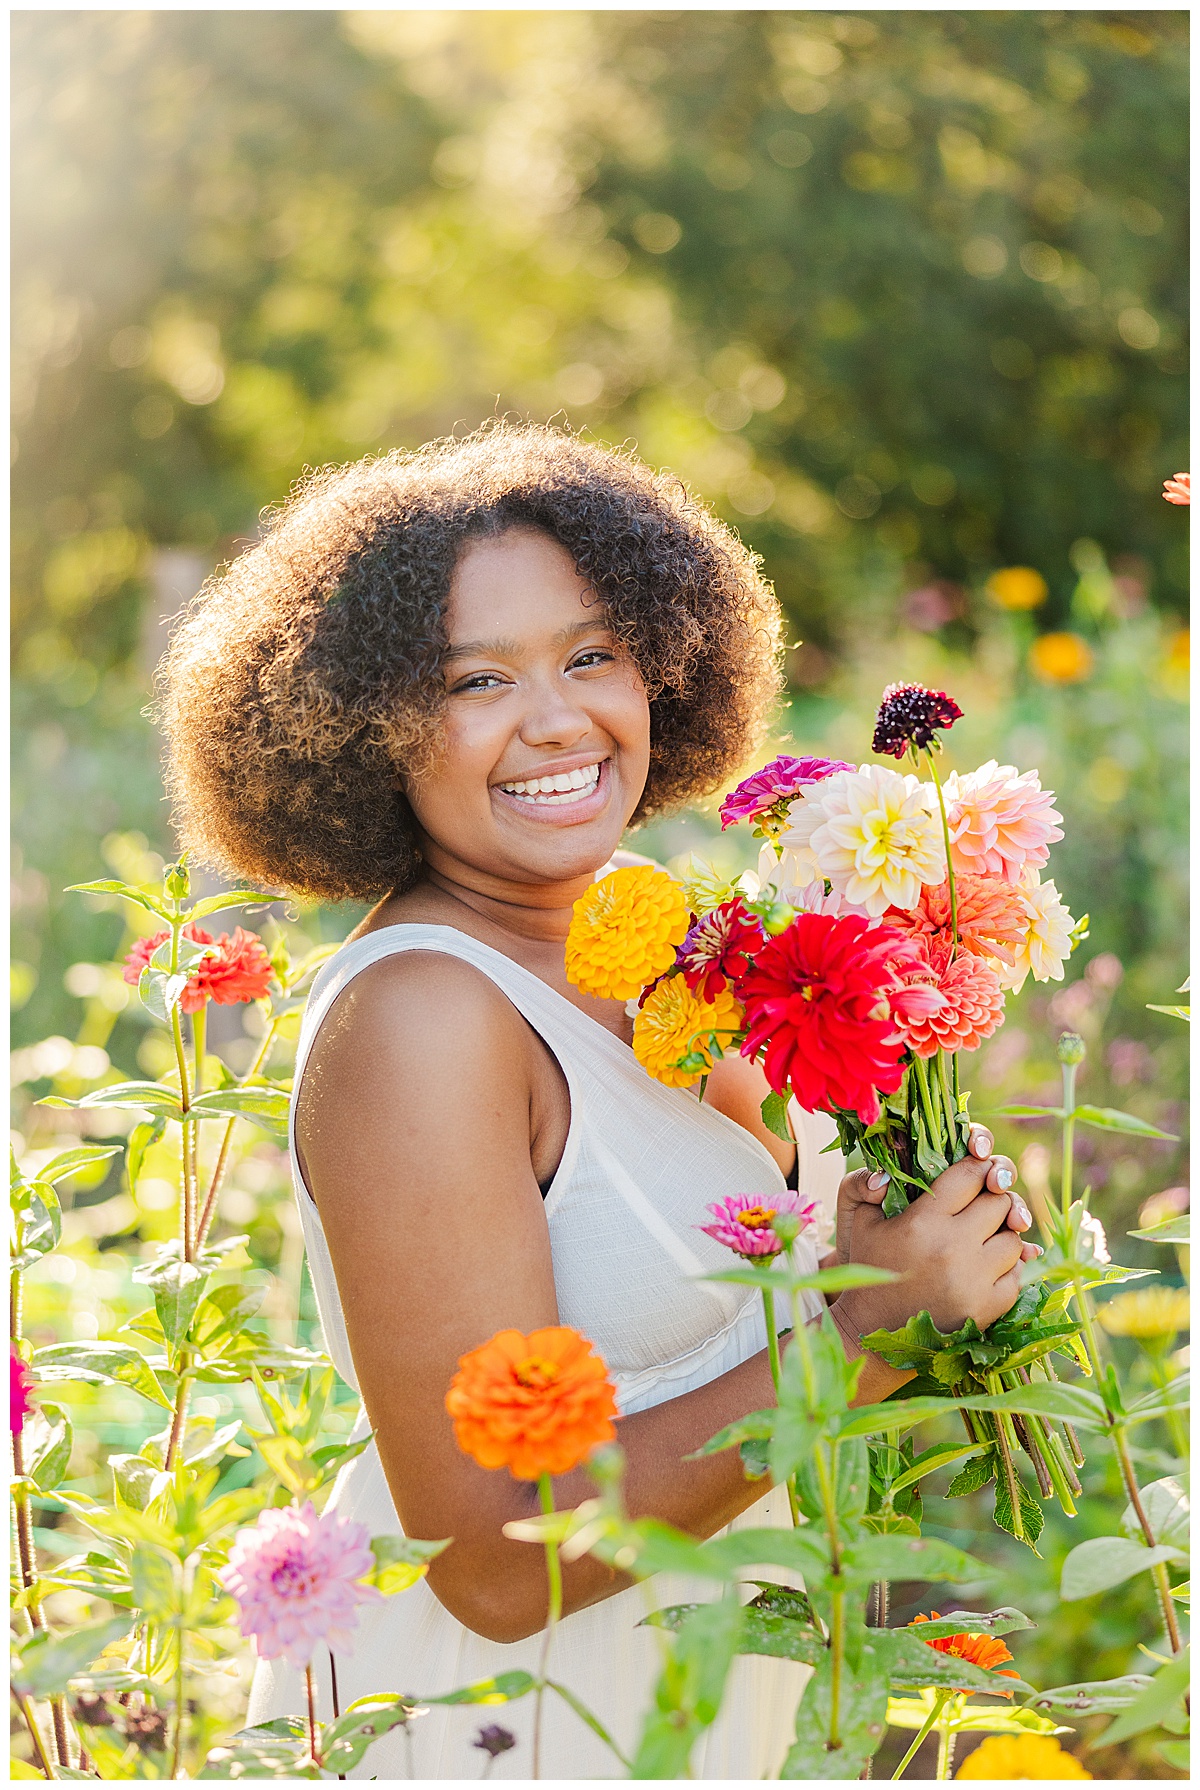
[403,527,651,895]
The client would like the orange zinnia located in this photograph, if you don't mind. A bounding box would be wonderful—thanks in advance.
[911,1612,1021,1695]
[445,1326,619,1480]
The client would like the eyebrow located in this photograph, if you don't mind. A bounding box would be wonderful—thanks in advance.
[444,616,612,662]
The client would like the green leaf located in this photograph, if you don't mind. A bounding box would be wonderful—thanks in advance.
[364,1533,450,1595]
[947,1449,999,1499]
[1121,1476,1190,1551]
[897,1607,1034,1642]
[190,1085,292,1134]
[27,1402,73,1493]
[843,1534,986,1585]
[644,1601,825,1667]
[130,1541,181,1618]
[321,1696,418,1773]
[1061,1536,1186,1600]
[12,1187,62,1269]
[1023,1675,1154,1716]
[1145,1004,1190,1022]
[693,1408,776,1458]
[703,1524,830,1583]
[186,889,271,922]
[126,1118,168,1195]
[133,1249,210,1350]
[546,1680,632,1768]
[781,1631,889,1778]
[422,1669,537,1705]
[1095,1648,1191,1748]
[760,1089,793,1140]
[888,1441,989,1495]
[701,1263,896,1295]
[1129,1214,1191,1244]
[958,1382,1109,1432]
[66,878,171,919]
[40,1079,183,1120]
[1157,1740,1191,1769]
[881,1628,1030,1695]
[33,1340,171,1408]
[632,1598,744,1779]
[986,1104,1064,1119]
[885,1692,1067,1736]
[200,1719,315,1780]
[1123,1373,1191,1429]
[993,1467,1045,1552]
[1072,1104,1179,1140]
[188,1284,267,1353]
[23,1143,123,1186]
[11,1616,133,1698]
[835,1395,965,1440]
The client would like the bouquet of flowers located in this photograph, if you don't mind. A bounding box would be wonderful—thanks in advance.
[565,684,1098,1543]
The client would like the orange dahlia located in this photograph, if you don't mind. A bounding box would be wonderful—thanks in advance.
[445,1326,619,1480]
[886,875,1028,967]
[564,866,690,1001]
[632,976,744,1088]
[910,1612,1021,1696]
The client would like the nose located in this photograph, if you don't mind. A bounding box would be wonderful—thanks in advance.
[518,673,595,751]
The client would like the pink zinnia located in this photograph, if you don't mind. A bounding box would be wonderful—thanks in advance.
[218,1501,381,1668]
[885,875,1028,967]
[719,756,853,831]
[942,760,1064,885]
[1162,473,1190,506]
[11,1349,35,1434]
[734,913,945,1125]
[677,898,765,1003]
[894,941,1006,1057]
[700,1189,819,1259]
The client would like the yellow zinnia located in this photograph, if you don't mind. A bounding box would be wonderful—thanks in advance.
[986,566,1048,611]
[957,1733,1091,1778]
[1098,1287,1190,1340]
[632,977,744,1088]
[564,866,690,1001]
[1029,631,1094,684]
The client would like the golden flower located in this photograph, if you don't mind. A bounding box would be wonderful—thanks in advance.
[632,977,744,1089]
[1098,1288,1191,1340]
[956,1733,1091,1779]
[445,1326,619,1480]
[564,866,690,1001]
[1029,631,1094,684]
[986,566,1048,611]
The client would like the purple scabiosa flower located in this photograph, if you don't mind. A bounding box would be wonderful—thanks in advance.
[719,756,853,834]
[872,683,963,758]
[474,1725,517,1759]
[699,1190,819,1259]
[219,1501,381,1669]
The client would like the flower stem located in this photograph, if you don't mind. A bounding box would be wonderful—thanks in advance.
[193,1020,279,1252]
[935,1699,958,1780]
[935,1052,962,1161]
[760,1282,802,1528]
[1059,1060,1078,1224]
[910,1054,945,1164]
[171,1628,187,1777]
[985,1374,1024,1541]
[305,1661,322,1770]
[533,1473,563,1780]
[891,1693,947,1779]
[923,749,959,955]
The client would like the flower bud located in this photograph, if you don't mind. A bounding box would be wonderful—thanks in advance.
[763,902,796,937]
[1056,1031,1086,1066]
[164,860,190,902]
[770,1210,804,1250]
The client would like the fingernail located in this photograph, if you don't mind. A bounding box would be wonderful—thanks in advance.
[972,1133,992,1157]
[867,1171,891,1190]
[996,1167,1015,1190]
[1029,1243,1044,1257]
[1013,1196,1032,1226]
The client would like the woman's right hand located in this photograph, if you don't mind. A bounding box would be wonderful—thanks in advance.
[831,1143,1035,1340]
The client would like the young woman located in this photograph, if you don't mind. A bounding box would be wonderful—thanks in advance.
[160,424,1034,1778]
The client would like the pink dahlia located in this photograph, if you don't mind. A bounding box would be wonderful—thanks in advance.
[893,940,1006,1057]
[1162,473,1190,506]
[218,1501,380,1669]
[700,1189,819,1259]
[885,875,1028,967]
[677,898,765,1003]
[734,913,944,1125]
[942,760,1064,884]
[719,756,853,833]
[11,1349,35,1434]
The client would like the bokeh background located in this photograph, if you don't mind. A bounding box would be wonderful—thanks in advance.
[11,11,1189,1774]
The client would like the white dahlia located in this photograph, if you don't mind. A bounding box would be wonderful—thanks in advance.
[780,764,946,917]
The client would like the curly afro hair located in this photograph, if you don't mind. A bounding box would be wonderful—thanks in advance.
[159,422,784,902]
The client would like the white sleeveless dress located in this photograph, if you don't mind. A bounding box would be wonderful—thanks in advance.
[247,924,844,1778]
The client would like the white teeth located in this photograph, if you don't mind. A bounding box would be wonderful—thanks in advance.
[498,762,603,804]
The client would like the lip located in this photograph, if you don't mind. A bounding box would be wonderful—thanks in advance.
[490,757,612,826]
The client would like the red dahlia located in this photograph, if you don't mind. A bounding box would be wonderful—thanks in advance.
[677,898,765,1003]
[734,913,944,1124]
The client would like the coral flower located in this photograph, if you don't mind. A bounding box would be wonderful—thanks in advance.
[446,1327,618,1480]
[871,683,963,758]
[1098,1288,1190,1340]
[699,1190,819,1259]
[910,1612,1021,1695]
[1162,472,1190,506]
[219,1501,381,1669]
[956,1733,1092,1778]
[894,941,1006,1058]
[719,755,852,833]
[10,1348,35,1434]
[565,866,690,1001]
[780,764,946,916]
[885,875,1028,966]
[633,977,745,1088]
[1029,631,1094,684]
[985,567,1048,611]
[941,760,1063,885]
[677,898,764,1003]
[735,913,944,1124]
[123,923,215,1015]
[999,871,1076,992]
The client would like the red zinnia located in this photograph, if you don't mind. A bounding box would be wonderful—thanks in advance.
[677,898,765,1003]
[11,1348,35,1434]
[734,913,944,1124]
[123,924,215,1015]
[123,925,272,1013]
[894,940,1006,1057]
